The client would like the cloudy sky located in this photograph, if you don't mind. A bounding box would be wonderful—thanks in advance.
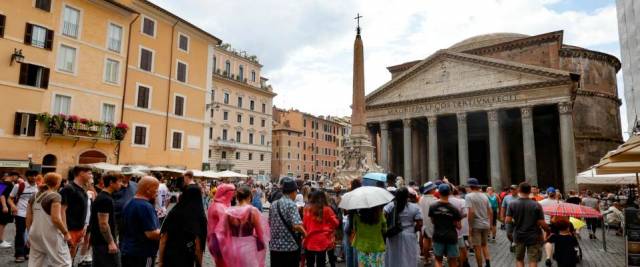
[150,0,627,133]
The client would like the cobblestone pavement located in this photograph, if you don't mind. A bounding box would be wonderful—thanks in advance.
[0,219,625,266]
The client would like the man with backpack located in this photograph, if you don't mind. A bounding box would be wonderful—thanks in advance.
[8,170,38,263]
[268,177,306,267]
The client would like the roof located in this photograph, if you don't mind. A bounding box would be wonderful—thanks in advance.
[139,0,222,44]
[105,0,138,13]
[387,60,422,72]
[448,33,530,52]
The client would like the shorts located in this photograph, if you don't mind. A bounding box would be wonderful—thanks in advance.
[457,237,466,248]
[491,209,497,226]
[68,229,84,246]
[470,228,489,246]
[356,251,384,266]
[0,211,13,225]
[515,242,542,262]
[433,242,460,258]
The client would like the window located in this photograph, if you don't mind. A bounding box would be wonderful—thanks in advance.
[53,95,71,114]
[208,149,212,158]
[288,152,290,159]
[249,117,254,125]
[223,111,228,120]
[171,131,183,150]
[13,113,37,137]
[0,15,6,38]
[260,135,265,145]
[251,71,256,82]
[287,140,291,146]
[261,119,266,127]
[237,97,243,108]
[260,154,264,161]
[107,23,123,52]
[249,133,254,144]
[25,23,53,49]
[223,93,229,104]
[237,114,242,123]
[174,95,185,116]
[178,33,189,52]
[139,47,153,71]
[250,100,255,111]
[104,59,120,83]
[133,125,147,146]
[236,131,241,142]
[262,103,266,113]
[19,63,50,89]
[177,61,187,82]
[35,0,51,12]
[101,103,116,123]
[209,127,213,139]
[225,60,231,76]
[222,129,227,140]
[235,152,240,160]
[213,57,217,70]
[248,153,253,161]
[136,85,151,109]
[221,151,227,159]
[62,6,80,38]
[142,16,155,37]
[239,65,244,81]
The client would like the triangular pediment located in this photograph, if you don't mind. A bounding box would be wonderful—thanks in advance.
[366,51,573,106]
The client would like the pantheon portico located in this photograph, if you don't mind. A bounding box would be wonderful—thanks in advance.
[366,31,623,192]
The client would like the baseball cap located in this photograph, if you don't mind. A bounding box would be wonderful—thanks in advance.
[467,178,480,187]
[546,187,556,194]
[422,182,436,194]
[437,184,451,196]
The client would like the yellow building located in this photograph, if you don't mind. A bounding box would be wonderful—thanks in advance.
[209,44,276,179]
[0,0,220,175]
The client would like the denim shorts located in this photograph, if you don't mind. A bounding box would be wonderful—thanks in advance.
[433,242,460,258]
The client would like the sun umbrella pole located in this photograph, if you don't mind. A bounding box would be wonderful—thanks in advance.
[602,216,607,251]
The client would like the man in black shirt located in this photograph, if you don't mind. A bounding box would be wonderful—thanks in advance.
[90,171,123,267]
[429,184,462,267]
[506,182,550,267]
[60,165,91,260]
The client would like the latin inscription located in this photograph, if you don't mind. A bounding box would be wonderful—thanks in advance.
[386,93,518,115]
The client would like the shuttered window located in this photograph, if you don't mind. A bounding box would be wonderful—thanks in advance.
[35,0,51,12]
[0,15,6,38]
[172,131,183,149]
[177,62,187,82]
[174,95,184,116]
[25,23,53,49]
[136,85,150,109]
[13,113,37,137]
[178,34,189,51]
[139,48,153,71]
[19,63,49,89]
[133,126,147,145]
[142,17,155,37]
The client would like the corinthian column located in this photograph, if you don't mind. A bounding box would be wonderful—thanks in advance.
[558,102,577,192]
[380,121,389,171]
[457,113,469,185]
[521,106,538,186]
[428,116,439,180]
[488,110,502,190]
[403,119,412,182]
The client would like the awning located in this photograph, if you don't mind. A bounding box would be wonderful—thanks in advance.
[576,168,638,185]
[595,135,640,175]
[0,160,29,168]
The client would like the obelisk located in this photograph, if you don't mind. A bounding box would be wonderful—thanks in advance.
[335,13,381,186]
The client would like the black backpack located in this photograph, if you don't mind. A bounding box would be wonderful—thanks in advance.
[384,205,402,239]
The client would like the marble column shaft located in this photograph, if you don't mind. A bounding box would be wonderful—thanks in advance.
[428,116,439,180]
[521,106,538,186]
[488,110,502,190]
[559,102,577,192]
[380,121,389,171]
[403,119,412,182]
[457,113,469,185]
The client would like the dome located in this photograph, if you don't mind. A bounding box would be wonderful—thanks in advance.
[448,33,530,52]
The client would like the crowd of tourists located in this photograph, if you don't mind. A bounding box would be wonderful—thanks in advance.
[0,167,631,267]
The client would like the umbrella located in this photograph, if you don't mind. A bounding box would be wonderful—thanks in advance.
[542,202,602,218]
[363,172,387,182]
[569,217,586,231]
[213,170,248,179]
[338,186,394,210]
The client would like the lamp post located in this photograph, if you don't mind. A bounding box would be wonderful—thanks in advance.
[11,49,25,65]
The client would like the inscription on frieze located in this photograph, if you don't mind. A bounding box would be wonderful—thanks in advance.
[386,93,518,115]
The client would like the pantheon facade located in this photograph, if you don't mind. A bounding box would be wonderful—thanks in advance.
[365,31,622,191]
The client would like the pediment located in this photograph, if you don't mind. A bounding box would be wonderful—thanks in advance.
[366,51,572,106]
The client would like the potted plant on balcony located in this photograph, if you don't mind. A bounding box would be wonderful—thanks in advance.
[113,122,129,141]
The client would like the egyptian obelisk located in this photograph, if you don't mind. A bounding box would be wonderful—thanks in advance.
[335,14,381,186]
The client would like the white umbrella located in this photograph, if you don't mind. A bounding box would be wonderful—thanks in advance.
[200,170,219,179]
[338,186,395,210]
[148,166,172,172]
[88,162,122,172]
[213,170,248,179]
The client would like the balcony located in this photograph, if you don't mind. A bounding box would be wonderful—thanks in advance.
[212,138,239,149]
[37,113,127,145]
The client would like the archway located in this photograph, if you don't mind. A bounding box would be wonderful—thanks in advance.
[78,150,107,164]
[42,154,57,174]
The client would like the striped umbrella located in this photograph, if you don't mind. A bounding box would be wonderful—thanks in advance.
[542,202,602,218]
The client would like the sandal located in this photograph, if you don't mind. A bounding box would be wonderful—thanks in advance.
[15,257,25,263]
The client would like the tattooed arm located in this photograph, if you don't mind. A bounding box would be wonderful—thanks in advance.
[98,212,117,253]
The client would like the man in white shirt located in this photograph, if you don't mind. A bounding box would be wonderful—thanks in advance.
[606,202,624,236]
[154,174,170,225]
[450,186,470,267]
[8,171,38,262]
[418,182,438,264]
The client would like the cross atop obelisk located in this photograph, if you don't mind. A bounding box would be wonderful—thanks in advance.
[354,13,363,35]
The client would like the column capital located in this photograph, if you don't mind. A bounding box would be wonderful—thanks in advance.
[487,110,499,121]
[558,102,573,114]
[520,106,533,119]
[456,112,467,124]
[427,116,437,125]
[379,121,389,130]
[402,118,412,127]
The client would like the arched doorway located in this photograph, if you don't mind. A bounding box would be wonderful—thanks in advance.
[42,154,57,174]
[78,150,107,164]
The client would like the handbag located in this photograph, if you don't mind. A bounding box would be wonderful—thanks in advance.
[276,200,302,249]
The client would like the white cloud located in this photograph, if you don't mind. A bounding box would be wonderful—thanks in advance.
[150,0,622,125]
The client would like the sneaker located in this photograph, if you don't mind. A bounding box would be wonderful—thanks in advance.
[0,241,11,248]
[15,257,25,263]
[545,258,552,267]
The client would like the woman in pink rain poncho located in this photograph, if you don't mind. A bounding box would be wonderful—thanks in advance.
[207,183,235,267]
[216,185,270,267]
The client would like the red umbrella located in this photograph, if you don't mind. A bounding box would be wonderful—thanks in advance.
[542,202,602,218]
